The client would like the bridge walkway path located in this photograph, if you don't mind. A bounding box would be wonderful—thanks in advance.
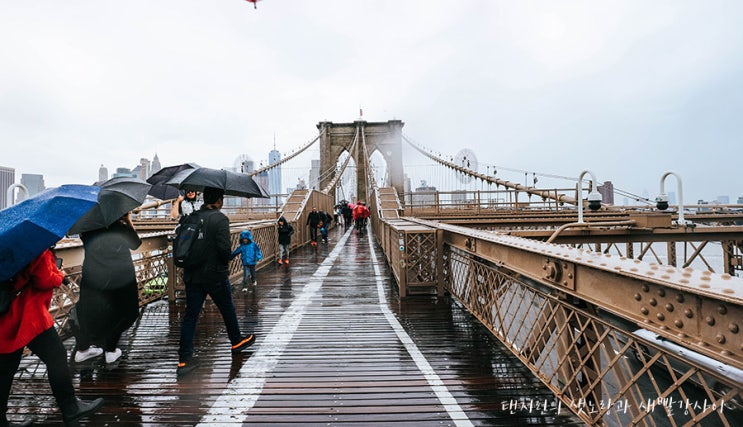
[9,225,582,426]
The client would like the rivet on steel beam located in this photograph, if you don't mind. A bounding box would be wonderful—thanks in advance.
[641,307,649,315]
[657,313,665,321]
[674,320,684,328]
[658,288,665,297]
[665,303,674,312]
[649,298,657,307]
[717,334,726,344]
[684,309,694,319]
[676,294,685,303]
[642,284,650,292]
[729,323,739,334]
[718,306,728,315]
[634,293,642,301]
[706,316,716,326]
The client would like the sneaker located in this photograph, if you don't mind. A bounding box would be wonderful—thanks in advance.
[105,348,122,364]
[252,280,257,286]
[242,286,248,292]
[74,346,103,363]
[284,258,289,265]
[176,359,199,377]
[277,259,283,264]
[231,334,256,354]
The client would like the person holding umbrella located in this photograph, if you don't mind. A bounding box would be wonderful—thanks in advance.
[176,187,256,376]
[68,177,151,368]
[73,212,142,367]
[170,189,202,221]
[0,185,105,426]
[1,249,105,426]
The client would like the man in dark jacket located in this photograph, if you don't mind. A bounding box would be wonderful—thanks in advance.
[177,187,255,376]
[306,207,321,246]
[276,216,294,264]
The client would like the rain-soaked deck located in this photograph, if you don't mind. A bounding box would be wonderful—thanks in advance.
[9,226,582,426]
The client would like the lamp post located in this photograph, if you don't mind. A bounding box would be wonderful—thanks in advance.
[577,170,602,223]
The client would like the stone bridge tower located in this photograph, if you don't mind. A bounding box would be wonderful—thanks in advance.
[317,120,404,203]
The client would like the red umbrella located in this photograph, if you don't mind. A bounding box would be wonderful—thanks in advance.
[246,0,260,9]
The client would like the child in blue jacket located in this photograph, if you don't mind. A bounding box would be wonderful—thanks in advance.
[231,230,263,288]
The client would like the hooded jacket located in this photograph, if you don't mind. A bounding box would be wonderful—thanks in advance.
[0,249,62,353]
[231,230,263,266]
[277,216,294,245]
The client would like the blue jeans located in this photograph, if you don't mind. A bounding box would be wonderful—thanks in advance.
[242,265,256,285]
[178,277,243,362]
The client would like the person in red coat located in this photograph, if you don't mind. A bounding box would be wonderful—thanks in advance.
[0,248,103,426]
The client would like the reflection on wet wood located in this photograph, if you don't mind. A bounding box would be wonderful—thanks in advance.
[8,227,581,426]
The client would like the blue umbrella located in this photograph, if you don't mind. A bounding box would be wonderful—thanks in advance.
[0,184,100,282]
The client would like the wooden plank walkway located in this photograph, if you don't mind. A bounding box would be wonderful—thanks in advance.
[8,226,583,426]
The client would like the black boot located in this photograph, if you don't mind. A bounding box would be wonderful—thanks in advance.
[60,397,104,425]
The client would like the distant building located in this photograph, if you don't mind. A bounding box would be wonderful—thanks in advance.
[597,181,615,205]
[98,164,109,183]
[138,158,151,181]
[309,159,320,190]
[412,180,437,206]
[716,195,730,204]
[268,147,282,204]
[112,167,136,178]
[21,173,45,197]
[0,166,15,209]
[151,153,161,175]
[738,196,743,204]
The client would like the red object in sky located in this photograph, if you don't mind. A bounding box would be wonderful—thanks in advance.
[246,0,260,8]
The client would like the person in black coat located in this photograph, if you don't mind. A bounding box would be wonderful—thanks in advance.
[74,213,141,367]
[276,216,294,264]
[306,207,321,246]
[176,187,255,376]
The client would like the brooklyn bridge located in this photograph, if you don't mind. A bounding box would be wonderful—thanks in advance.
[6,120,743,426]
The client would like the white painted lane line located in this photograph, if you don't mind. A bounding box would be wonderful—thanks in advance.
[367,231,474,426]
[197,228,352,425]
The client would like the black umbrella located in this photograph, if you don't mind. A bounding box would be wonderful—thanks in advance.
[165,167,269,198]
[146,163,200,200]
[69,177,152,235]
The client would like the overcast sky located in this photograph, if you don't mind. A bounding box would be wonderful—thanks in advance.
[2,1,741,204]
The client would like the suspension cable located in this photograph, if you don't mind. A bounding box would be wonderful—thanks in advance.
[247,128,325,177]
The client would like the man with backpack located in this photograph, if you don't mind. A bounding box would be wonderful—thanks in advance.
[176,187,255,376]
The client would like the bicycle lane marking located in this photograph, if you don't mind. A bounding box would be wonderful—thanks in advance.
[366,230,474,427]
[197,227,353,425]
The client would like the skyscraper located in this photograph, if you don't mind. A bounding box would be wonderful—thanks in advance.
[98,164,109,183]
[268,146,282,204]
[21,173,45,197]
[0,166,15,209]
[151,153,161,175]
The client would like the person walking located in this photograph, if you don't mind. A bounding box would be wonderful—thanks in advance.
[306,207,322,246]
[73,212,141,368]
[177,187,256,376]
[276,216,294,265]
[1,249,104,426]
[170,190,202,221]
[231,230,263,289]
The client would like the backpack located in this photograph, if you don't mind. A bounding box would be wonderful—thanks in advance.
[172,211,207,268]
